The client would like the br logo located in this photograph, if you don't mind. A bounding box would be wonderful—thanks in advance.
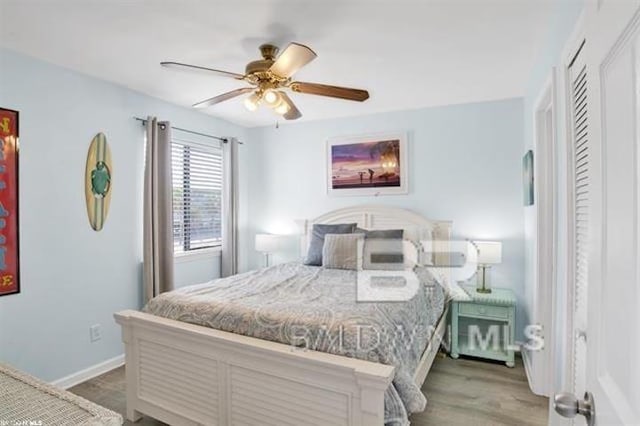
[356,240,422,302]
[355,239,479,302]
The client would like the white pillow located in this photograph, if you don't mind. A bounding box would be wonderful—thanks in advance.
[446,280,473,301]
[428,267,472,302]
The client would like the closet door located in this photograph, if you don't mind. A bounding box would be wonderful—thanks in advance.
[567,40,589,399]
[582,0,640,423]
[553,2,640,424]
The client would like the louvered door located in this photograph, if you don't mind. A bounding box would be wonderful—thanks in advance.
[549,1,640,424]
[568,41,589,398]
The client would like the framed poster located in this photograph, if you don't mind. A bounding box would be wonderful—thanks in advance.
[0,108,20,297]
[523,149,534,206]
[327,132,408,196]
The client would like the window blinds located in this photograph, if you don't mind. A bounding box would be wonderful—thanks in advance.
[171,139,223,253]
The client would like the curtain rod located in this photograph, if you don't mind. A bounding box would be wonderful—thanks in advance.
[133,117,243,144]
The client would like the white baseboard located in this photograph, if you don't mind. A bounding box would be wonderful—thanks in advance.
[51,354,124,389]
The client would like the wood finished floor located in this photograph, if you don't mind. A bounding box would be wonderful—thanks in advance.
[69,354,548,426]
[410,355,548,425]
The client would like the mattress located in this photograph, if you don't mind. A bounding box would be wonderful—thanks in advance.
[144,262,445,426]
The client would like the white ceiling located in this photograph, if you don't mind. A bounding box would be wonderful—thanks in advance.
[0,0,553,127]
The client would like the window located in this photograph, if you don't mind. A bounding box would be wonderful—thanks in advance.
[172,138,223,254]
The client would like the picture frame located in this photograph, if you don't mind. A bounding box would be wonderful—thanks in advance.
[523,149,534,206]
[326,132,408,197]
[0,107,20,297]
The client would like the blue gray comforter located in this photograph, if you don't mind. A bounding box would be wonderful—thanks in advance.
[143,262,445,426]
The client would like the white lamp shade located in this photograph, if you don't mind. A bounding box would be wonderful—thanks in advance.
[453,241,480,282]
[475,241,502,264]
[255,234,282,253]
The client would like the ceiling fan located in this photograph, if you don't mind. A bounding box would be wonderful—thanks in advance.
[161,42,370,121]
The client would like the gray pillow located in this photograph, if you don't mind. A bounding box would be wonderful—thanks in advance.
[322,233,363,270]
[363,229,404,239]
[361,229,405,270]
[304,223,357,266]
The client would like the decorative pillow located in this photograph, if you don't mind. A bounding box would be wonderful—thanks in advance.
[360,229,405,271]
[322,233,363,270]
[448,281,473,302]
[420,239,435,266]
[303,223,357,266]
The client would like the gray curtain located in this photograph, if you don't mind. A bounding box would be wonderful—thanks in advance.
[143,117,174,302]
[221,137,239,277]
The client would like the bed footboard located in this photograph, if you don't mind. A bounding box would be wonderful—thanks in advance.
[114,310,394,426]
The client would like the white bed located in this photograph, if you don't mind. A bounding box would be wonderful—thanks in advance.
[115,205,452,426]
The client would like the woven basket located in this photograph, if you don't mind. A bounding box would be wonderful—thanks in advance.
[0,362,122,425]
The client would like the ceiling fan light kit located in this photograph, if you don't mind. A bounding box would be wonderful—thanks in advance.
[161,42,370,121]
[263,89,279,105]
[243,92,261,111]
[273,94,291,114]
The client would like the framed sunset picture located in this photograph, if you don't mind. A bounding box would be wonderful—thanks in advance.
[327,132,408,196]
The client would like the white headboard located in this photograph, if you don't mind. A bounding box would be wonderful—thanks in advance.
[297,205,452,267]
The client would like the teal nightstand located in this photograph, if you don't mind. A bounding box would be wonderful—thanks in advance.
[450,286,516,367]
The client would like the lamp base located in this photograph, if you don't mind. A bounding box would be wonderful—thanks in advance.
[476,265,492,293]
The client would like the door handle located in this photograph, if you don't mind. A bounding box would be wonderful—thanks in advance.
[554,392,595,426]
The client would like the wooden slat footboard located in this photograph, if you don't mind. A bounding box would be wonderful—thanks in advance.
[114,310,394,426]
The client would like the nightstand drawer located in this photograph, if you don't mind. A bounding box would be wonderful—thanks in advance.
[459,303,509,319]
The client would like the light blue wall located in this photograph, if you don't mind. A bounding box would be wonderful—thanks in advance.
[243,98,528,337]
[174,254,221,289]
[521,0,584,391]
[0,49,244,382]
[0,35,557,381]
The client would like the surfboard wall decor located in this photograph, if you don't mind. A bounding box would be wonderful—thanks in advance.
[85,133,112,231]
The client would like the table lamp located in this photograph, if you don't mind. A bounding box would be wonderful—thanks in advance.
[474,241,502,293]
[255,234,283,267]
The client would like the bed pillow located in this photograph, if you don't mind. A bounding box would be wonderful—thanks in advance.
[360,229,405,270]
[304,223,357,266]
[322,233,364,270]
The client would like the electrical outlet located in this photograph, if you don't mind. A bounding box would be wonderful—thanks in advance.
[89,324,102,342]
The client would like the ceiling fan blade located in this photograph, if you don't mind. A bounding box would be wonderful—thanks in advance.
[192,87,254,108]
[269,43,317,78]
[279,92,302,120]
[290,81,369,102]
[161,61,245,80]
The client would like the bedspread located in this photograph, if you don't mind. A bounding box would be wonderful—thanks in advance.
[144,262,445,426]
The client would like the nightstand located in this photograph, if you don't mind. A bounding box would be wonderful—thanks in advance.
[450,286,516,367]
